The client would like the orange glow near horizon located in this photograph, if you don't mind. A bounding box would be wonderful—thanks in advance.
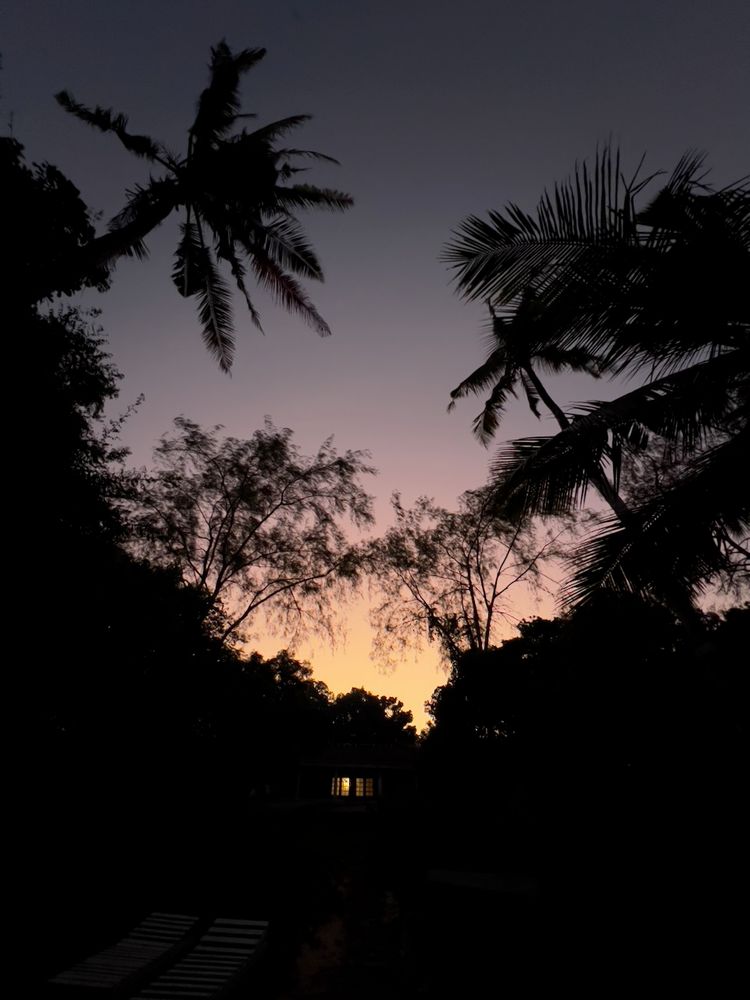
[247,597,446,733]
[247,589,554,733]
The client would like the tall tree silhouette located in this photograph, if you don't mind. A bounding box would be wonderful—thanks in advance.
[50,41,352,370]
[445,148,749,607]
[127,417,374,643]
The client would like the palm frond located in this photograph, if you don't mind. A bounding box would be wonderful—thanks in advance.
[272,184,354,213]
[563,427,750,607]
[172,220,202,296]
[518,369,542,419]
[471,372,519,445]
[107,179,178,260]
[493,433,606,517]
[440,147,711,379]
[60,178,177,276]
[172,221,235,370]
[191,41,266,145]
[246,115,313,144]
[575,350,747,452]
[588,175,748,374]
[449,345,508,403]
[442,145,645,304]
[255,218,325,281]
[450,302,605,441]
[638,151,709,233]
[276,148,341,165]
[55,91,171,165]
[218,241,264,332]
[492,349,748,517]
[535,345,603,376]
[277,163,307,181]
[247,243,331,336]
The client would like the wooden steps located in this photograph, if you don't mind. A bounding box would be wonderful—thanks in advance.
[133,919,269,999]
[48,913,268,998]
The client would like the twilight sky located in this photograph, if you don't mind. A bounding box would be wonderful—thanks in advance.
[4,0,749,726]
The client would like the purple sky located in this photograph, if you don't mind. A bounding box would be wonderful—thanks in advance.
[5,0,749,726]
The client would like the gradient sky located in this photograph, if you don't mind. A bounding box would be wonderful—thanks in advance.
[4,0,749,727]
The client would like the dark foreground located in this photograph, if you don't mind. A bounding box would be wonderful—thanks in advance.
[17,778,744,999]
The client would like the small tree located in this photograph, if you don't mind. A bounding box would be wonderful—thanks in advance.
[128,417,375,643]
[368,486,572,667]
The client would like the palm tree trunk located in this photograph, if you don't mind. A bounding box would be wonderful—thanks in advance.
[523,362,705,630]
[522,363,632,523]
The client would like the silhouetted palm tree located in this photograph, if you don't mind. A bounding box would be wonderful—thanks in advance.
[50,41,352,370]
[445,147,749,607]
[448,302,601,441]
[447,298,630,520]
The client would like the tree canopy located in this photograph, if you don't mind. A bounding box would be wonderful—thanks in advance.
[127,417,375,642]
[2,136,110,309]
[425,595,748,796]
[330,687,417,746]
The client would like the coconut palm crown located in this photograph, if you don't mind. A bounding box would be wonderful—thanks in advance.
[53,41,353,371]
[444,147,749,608]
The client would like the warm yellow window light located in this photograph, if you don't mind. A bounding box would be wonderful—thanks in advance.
[331,776,351,796]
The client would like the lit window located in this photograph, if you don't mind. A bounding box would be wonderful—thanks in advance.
[355,778,375,797]
[331,776,351,796]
